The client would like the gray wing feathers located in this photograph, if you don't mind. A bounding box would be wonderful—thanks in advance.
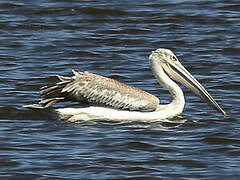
[39,70,159,112]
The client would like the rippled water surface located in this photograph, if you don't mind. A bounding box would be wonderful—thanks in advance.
[0,0,240,179]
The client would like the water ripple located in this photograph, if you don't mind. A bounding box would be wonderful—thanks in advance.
[0,0,239,179]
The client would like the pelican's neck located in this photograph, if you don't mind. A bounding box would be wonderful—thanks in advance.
[150,60,185,114]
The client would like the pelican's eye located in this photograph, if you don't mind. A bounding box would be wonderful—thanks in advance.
[172,56,178,61]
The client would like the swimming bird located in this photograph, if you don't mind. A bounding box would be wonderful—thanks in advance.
[24,48,226,121]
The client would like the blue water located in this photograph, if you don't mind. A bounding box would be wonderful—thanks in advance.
[0,0,239,179]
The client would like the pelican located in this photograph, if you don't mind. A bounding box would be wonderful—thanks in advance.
[24,48,226,121]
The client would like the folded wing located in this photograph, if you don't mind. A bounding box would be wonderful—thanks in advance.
[39,70,159,112]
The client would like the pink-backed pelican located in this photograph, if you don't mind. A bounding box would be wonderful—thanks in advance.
[24,48,226,121]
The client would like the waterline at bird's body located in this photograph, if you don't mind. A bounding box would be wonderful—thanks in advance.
[54,104,184,122]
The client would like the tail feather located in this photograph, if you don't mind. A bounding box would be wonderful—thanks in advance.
[40,85,59,96]
[72,69,84,76]
[39,71,84,108]
[40,83,66,99]
[24,70,85,109]
[40,76,73,99]
[57,75,72,82]
[40,97,65,108]
[23,104,45,109]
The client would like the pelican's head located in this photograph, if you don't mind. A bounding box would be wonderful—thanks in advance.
[149,48,226,116]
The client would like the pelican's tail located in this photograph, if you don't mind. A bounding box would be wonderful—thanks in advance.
[38,73,76,108]
[24,70,84,109]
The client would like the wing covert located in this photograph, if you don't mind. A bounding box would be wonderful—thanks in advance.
[40,70,159,112]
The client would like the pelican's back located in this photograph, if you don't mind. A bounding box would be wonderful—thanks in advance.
[40,70,159,112]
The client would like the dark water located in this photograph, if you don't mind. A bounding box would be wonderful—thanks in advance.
[0,0,240,179]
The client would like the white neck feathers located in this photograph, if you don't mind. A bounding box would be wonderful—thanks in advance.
[150,60,185,113]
